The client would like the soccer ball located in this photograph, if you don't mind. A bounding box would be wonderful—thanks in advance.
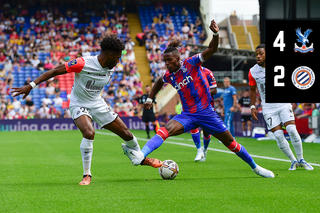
[158,160,179,180]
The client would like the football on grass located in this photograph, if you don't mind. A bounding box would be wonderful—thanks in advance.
[159,160,179,180]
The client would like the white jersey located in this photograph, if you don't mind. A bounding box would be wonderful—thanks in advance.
[65,55,114,108]
[248,64,290,111]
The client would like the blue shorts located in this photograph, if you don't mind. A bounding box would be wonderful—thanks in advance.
[172,106,228,135]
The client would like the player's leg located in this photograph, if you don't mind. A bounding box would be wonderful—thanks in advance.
[241,118,246,136]
[200,109,274,177]
[150,112,157,134]
[143,112,150,138]
[265,109,298,170]
[191,128,203,161]
[224,110,235,137]
[74,114,95,185]
[201,130,211,162]
[247,119,252,137]
[281,107,313,170]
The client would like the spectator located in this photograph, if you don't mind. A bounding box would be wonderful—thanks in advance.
[296,103,312,119]
[181,23,190,35]
[19,104,29,118]
[42,95,52,106]
[4,58,13,72]
[169,7,177,16]
[5,70,14,85]
[38,103,50,118]
[45,81,55,96]
[181,7,188,16]
[24,77,32,86]
[52,94,63,107]
[12,97,21,111]
[30,55,40,67]
[165,19,174,31]
[292,103,303,116]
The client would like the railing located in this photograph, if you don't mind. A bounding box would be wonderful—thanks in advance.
[227,16,238,49]
[212,70,244,83]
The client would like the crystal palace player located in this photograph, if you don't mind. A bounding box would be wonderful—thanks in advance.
[192,67,217,162]
[11,36,162,185]
[122,20,275,178]
[249,44,313,170]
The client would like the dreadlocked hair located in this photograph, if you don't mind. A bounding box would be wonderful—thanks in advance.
[164,40,181,53]
[100,36,125,52]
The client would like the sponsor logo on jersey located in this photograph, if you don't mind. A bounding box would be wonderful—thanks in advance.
[68,59,78,67]
[294,28,314,53]
[85,80,104,93]
[291,66,315,90]
[174,76,193,91]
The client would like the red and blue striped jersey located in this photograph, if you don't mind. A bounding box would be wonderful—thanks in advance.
[162,53,212,113]
[202,67,217,107]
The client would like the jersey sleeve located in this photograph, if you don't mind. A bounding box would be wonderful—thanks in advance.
[248,69,257,86]
[65,57,85,73]
[231,86,237,95]
[204,68,217,89]
[185,53,205,67]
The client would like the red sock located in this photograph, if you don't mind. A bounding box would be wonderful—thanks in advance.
[227,140,241,153]
[157,127,169,141]
[190,128,199,134]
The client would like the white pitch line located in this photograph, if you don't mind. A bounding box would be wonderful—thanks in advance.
[95,131,320,167]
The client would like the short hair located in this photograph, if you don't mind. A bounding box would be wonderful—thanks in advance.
[256,43,265,50]
[164,40,181,54]
[224,77,230,81]
[100,36,125,52]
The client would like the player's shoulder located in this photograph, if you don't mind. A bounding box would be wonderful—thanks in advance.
[249,64,263,74]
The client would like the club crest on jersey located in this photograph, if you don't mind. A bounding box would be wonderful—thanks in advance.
[68,59,78,67]
[291,66,315,90]
[294,28,314,53]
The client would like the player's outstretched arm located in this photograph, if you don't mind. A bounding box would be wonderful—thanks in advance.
[11,64,68,99]
[250,85,258,121]
[143,77,164,110]
[202,19,219,61]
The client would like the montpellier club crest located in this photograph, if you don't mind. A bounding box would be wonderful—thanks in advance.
[294,28,313,53]
[291,66,315,90]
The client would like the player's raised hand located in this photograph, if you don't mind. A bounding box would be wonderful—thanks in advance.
[11,85,32,99]
[209,19,219,33]
[251,108,258,121]
[143,102,153,110]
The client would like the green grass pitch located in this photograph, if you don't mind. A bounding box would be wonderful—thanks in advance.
[1,129,320,212]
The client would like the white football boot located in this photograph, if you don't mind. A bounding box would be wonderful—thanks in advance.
[299,159,314,170]
[194,148,204,161]
[252,165,275,178]
[121,143,144,166]
[288,161,299,170]
[200,148,208,162]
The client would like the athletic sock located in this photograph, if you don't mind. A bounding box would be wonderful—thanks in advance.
[124,135,140,151]
[247,130,251,137]
[80,138,93,176]
[227,140,257,169]
[203,134,211,150]
[153,125,157,134]
[242,131,246,136]
[146,125,150,137]
[273,130,297,162]
[286,124,303,161]
[191,128,201,149]
[141,127,169,157]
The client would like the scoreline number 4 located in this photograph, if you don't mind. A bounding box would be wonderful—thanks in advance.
[273,31,285,51]
[274,66,285,87]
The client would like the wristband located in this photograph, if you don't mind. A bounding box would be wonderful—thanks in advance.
[146,98,153,103]
[213,31,219,36]
[250,105,256,109]
[29,81,36,89]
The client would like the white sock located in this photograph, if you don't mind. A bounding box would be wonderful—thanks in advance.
[247,130,251,137]
[242,131,246,136]
[80,138,93,176]
[286,124,303,161]
[125,135,140,151]
[273,130,297,162]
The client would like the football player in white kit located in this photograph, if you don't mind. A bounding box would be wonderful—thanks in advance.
[12,36,162,185]
[249,44,313,171]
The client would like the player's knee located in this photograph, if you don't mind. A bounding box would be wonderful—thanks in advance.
[273,130,285,140]
[82,128,95,140]
[286,124,298,135]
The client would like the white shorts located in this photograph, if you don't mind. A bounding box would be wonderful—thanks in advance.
[70,102,118,128]
[262,104,294,130]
